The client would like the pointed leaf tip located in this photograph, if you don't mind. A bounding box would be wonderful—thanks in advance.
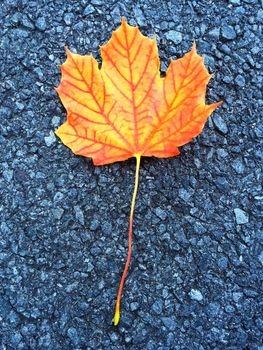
[121,16,126,25]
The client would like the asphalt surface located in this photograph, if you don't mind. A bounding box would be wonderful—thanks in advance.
[0,0,263,349]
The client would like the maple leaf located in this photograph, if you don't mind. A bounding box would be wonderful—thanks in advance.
[55,18,222,326]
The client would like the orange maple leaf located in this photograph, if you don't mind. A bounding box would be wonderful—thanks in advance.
[55,18,222,326]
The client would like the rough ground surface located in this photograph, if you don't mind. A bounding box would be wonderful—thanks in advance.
[0,0,263,349]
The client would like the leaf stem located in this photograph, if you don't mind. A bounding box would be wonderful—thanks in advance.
[112,154,141,326]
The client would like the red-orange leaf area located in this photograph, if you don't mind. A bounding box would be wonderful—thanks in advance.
[55,18,221,165]
[55,18,222,326]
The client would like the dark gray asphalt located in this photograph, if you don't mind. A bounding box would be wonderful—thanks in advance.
[0,0,263,349]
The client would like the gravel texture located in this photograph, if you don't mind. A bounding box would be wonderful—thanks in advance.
[0,0,263,349]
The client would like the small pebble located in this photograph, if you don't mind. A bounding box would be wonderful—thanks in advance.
[178,188,194,201]
[64,13,74,25]
[223,75,233,84]
[3,170,13,183]
[233,292,243,302]
[130,302,139,311]
[165,30,182,44]
[257,9,263,22]
[189,289,203,301]
[52,208,64,220]
[218,257,228,270]
[44,131,56,147]
[231,158,245,174]
[67,327,79,345]
[90,219,99,231]
[101,222,112,235]
[35,17,47,31]
[91,0,103,4]
[235,75,246,87]
[161,316,177,331]
[234,208,249,224]
[221,25,237,40]
[74,206,85,225]
[213,115,228,134]
[207,28,220,40]
[84,5,95,15]
[155,207,167,220]
[258,251,263,265]
[151,299,163,314]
